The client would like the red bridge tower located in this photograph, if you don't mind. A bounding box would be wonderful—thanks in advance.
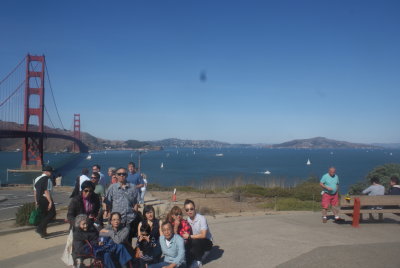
[21,55,45,170]
[73,114,81,153]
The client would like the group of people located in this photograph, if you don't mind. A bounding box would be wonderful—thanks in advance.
[319,166,400,223]
[33,163,212,267]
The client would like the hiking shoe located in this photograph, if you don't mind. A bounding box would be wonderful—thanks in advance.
[322,217,327,223]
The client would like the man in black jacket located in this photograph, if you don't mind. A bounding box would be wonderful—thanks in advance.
[34,165,56,238]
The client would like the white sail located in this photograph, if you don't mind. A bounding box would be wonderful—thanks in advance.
[161,162,164,168]
[306,158,311,165]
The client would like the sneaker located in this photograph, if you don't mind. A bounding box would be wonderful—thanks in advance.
[322,217,327,223]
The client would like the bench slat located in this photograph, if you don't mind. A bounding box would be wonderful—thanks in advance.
[340,195,400,206]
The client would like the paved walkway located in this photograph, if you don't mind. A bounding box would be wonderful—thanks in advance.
[0,192,399,267]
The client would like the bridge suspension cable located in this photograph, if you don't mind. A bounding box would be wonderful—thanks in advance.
[44,59,65,130]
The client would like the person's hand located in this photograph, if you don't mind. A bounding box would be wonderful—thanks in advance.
[138,235,144,242]
[139,251,143,258]
[100,229,108,233]
[182,232,190,239]
[47,202,52,211]
[104,211,110,219]
[326,186,333,191]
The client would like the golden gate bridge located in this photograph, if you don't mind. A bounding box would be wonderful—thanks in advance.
[0,54,88,171]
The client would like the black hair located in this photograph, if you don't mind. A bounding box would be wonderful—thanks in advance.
[391,176,399,185]
[91,172,100,179]
[143,205,155,220]
[81,180,95,191]
[161,221,172,228]
[184,199,195,208]
[93,164,101,170]
[370,176,380,184]
[109,212,122,223]
[82,168,89,175]
[128,162,136,167]
[140,222,151,234]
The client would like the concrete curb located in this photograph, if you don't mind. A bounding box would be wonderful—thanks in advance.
[0,196,7,202]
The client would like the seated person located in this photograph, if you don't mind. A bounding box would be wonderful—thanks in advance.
[72,214,99,267]
[362,177,385,220]
[166,206,192,241]
[100,212,130,244]
[388,176,400,195]
[97,212,133,268]
[136,223,158,267]
[137,205,162,262]
[184,199,213,268]
[149,222,186,268]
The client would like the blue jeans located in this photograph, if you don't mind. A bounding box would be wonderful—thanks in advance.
[103,244,132,268]
[149,261,186,268]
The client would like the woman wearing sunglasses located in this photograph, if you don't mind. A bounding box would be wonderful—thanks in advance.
[67,180,101,228]
[166,206,192,241]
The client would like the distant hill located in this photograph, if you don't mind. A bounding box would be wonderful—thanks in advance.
[148,138,232,148]
[0,121,150,152]
[372,143,400,149]
[267,137,381,149]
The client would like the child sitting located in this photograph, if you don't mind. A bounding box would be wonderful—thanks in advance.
[137,223,158,267]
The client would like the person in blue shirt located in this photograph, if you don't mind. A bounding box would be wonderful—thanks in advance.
[149,221,186,268]
[320,167,341,223]
[127,162,144,190]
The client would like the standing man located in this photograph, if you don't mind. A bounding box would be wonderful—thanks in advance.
[34,165,56,238]
[183,199,213,267]
[91,172,106,226]
[320,167,341,223]
[105,167,139,244]
[93,164,108,188]
[127,162,144,190]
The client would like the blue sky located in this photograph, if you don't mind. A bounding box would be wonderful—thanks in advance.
[1,0,399,144]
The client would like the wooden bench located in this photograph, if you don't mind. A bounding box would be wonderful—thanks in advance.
[339,195,400,225]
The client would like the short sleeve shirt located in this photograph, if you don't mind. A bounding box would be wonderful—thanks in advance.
[187,213,212,240]
[105,182,138,224]
[34,174,53,203]
[320,173,339,194]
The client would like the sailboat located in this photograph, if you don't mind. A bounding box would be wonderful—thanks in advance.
[306,158,311,165]
[264,170,271,175]
[161,162,164,168]
[86,154,92,160]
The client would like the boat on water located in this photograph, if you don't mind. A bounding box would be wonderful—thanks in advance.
[216,153,224,157]
[86,155,92,160]
[161,162,164,168]
[264,170,271,175]
[306,158,311,165]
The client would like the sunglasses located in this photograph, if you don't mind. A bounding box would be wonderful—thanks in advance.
[174,213,182,216]
[117,173,127,176]
[185,208,194,212]
[83,189,93,193]
[91,177,97,179]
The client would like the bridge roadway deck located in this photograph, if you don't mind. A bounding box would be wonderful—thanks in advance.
[0,191,399,267]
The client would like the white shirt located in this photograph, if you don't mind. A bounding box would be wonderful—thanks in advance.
[79,174,90,189]
[141,178,148,192]
[187,213,213,241]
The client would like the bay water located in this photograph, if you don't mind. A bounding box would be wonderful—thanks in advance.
[1,148,399,193]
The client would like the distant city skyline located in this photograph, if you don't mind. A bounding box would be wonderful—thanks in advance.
[1,1,399,144]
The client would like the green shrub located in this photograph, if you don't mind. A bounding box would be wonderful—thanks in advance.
[260,197,319,211]
[292,182,322,201]
[15,202,36,226]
